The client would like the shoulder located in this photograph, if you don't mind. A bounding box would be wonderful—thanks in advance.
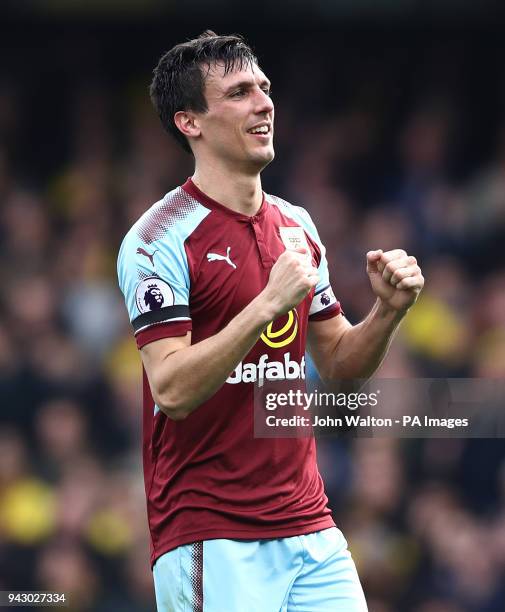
[119,188,211,258]
[124,186,211,247]
[117,187,211,290]
[265,192,319,238]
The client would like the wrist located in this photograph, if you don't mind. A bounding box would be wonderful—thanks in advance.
[252,292,278,326]
[375,298,409,322]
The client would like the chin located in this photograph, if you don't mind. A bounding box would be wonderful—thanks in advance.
[252,147,275,168]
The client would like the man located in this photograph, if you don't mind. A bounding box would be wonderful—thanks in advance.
[117,31,424,612]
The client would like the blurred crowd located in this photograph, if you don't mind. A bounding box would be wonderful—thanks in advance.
[1,23,505,612]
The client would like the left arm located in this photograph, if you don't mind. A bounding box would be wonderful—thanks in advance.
[308,249,424,382]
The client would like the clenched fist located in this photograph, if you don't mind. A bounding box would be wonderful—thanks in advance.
[366,249,424,313]
[262,248,319,317]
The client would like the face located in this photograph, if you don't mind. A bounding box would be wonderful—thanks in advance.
[193,61,275,171]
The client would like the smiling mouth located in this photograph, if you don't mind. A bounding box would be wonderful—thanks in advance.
[247,125,271,135]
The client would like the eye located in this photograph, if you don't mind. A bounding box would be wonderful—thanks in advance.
[262,87,272,96]
[230,89,246,98]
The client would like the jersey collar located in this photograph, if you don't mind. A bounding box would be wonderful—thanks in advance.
[182,178,267,222]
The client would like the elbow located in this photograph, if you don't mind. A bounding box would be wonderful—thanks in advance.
[149,369,191,420]
[316,372,331,387]
[315,365,363,393]
[315,361,339,385]
[152,389,191,421]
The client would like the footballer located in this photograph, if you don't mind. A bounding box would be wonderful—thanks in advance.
[117,31,424,612]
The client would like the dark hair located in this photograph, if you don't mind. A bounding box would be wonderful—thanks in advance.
[150,31,258,154]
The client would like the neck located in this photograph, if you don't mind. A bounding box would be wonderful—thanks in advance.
[192,162,263,216]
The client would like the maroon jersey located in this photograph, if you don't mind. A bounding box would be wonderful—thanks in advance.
[118,179,341,566]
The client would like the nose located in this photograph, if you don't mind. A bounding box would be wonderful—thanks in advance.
[254,87,274,114]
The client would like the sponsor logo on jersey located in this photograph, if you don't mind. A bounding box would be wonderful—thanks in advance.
[135,276,174,313]
[206,246,237,269]
[226,352,305,386]
[261,309,298,348]
[136,247,158,267]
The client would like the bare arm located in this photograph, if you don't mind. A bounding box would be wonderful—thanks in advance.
[141,249,319,420]
[308,248,424,383]
[308,301,404,382]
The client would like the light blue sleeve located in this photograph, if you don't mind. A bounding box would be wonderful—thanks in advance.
[117,190,211,338]
[117,226,192,335]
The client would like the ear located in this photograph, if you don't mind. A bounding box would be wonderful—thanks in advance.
[174,111,201,140]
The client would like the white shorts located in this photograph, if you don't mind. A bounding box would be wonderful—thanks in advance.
[152,527,368,611]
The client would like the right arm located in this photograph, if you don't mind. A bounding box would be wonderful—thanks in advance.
[141,249,318,421]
